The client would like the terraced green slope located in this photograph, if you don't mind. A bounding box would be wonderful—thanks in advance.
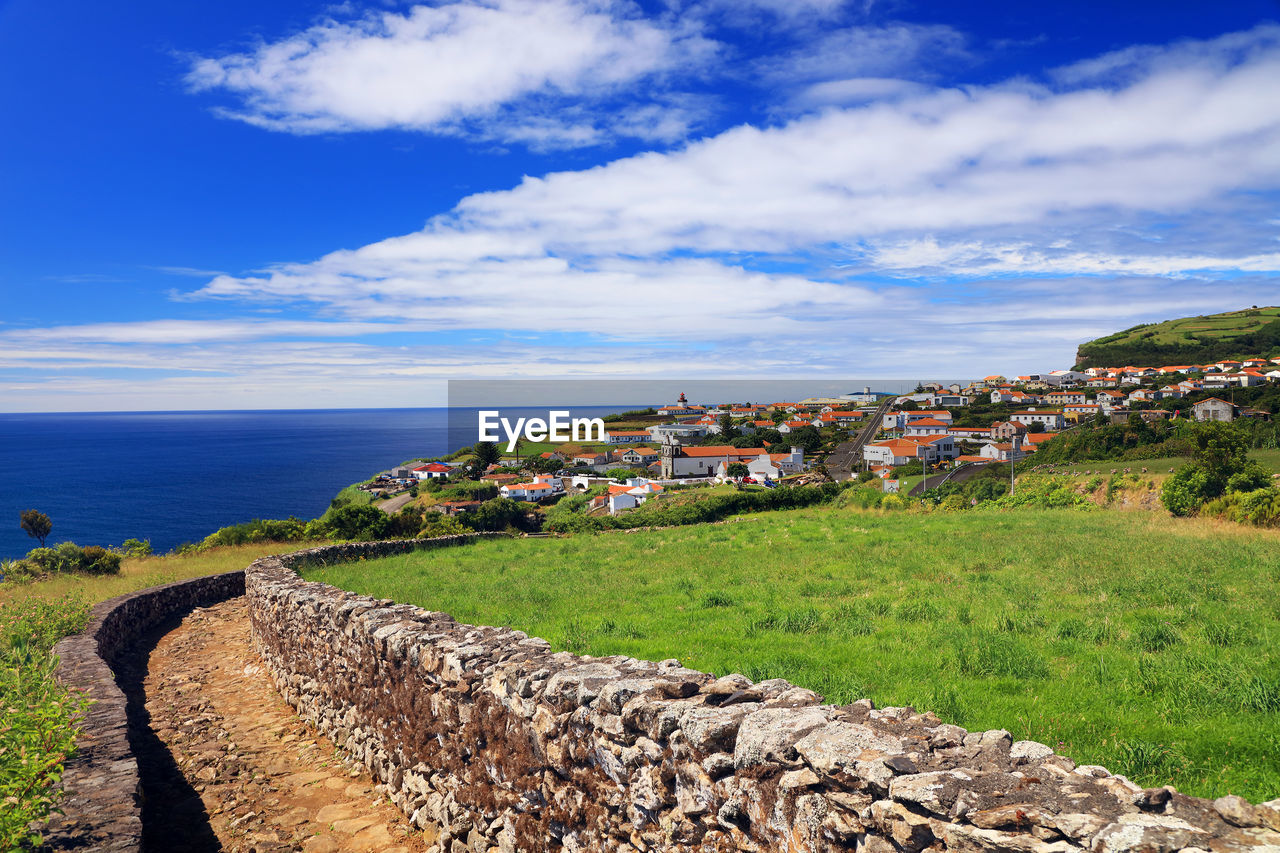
[1075,306,1280,368]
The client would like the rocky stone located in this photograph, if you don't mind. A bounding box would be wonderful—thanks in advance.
[1011,741,1055,763]
[733,707,833,768]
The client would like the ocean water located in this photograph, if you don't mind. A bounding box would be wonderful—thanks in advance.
[0,407,630,560]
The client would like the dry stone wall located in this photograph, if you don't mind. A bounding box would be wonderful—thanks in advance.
[248,538,1280,853]
[45,570,246,852]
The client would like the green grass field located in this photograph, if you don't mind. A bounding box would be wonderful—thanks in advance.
[303,506,1280,801]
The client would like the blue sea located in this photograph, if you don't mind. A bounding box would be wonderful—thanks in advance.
[0,407,630,559]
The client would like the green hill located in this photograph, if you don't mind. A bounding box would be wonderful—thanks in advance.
[1075,307,1280,369]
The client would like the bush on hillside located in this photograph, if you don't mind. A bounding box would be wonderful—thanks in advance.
[1160,421,1265,517]
[975,476,1094,511]
[200,517,314,548]
[325,504,391,541]
[1201,487,1280,527]
[9,542,123,580]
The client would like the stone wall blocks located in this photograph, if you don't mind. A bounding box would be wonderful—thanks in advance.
[679,703,761,755]
[733,707,834,770]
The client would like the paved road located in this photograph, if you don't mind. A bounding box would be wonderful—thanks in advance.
[827,397,895,481]
[908,461,991,496]
[377,492,416,515]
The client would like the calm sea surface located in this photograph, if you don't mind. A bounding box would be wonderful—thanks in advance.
[0,407,627,559]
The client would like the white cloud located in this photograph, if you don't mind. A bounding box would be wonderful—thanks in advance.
[759,22,969,86]
[1052,24,1280,87]
[868,239,1280,278]
[186,0,716,146]
[172,25,1280,358]
[791,77,928,107]
[14,26,1280,410]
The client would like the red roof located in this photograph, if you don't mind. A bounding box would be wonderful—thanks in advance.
[680,446,767,457]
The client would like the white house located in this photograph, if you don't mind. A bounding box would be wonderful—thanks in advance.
[979,441,1029,462]
[863,435,956,466]
[572,450,615,469]
[1192,398,1237,422]
[618,446,659,465]
[1044,370,1089,387]
[501,474,565,502]
[661,444,773,478]
[1095,390,1128,412]
[606,479,664,514]
[648,423,710,442]
[1010,410,1064,430]
[1127,389,1163,405]
[1045,391,1086,405]
[411,462,453,480]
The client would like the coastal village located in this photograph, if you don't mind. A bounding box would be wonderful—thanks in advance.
[372,357,1280,517]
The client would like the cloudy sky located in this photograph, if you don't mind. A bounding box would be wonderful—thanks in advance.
[2,0,1278,411]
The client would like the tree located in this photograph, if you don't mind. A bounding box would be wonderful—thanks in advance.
[325,504,389,541]
[19,509,51,546]
[1161,422,1259,516]
[726,462,750,479]
[788,426,823,454]
[718,412,738,440]
[1026,421,1045,434]
[471,441,501,471]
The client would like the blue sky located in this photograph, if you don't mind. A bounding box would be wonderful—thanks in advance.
[2,0,1279,411]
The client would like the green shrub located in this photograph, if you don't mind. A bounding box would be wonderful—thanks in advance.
[325,504,391,541]
[119,538,153,558]
[0,596,92,849]
[12,543,122,578]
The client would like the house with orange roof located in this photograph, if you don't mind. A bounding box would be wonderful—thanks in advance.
[1045,390,1086,405]
[661,444,785,478]
[657,404,707,416]
[983,375,1008,386]
[904,417,950,437]
[607,478,664,514]
[618,446,658,465]
[777,418,818,434]
[1022,433,1055,451]
[863,435,956,467]
[572,450,615,469]
[501,474,565,502]
[990,421,1027,441]
[1063,404,1101,423]
[946,426,990,441]
[980,441,1029,462]
[606,429,654,444]
[1095,390,1128,411]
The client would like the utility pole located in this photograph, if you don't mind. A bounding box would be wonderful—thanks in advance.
[1010,434,1020,495]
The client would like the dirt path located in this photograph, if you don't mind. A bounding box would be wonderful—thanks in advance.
[138,597,433,853]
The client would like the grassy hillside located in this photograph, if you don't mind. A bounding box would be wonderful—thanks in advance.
[303,506,1280,801]
[1075,306,1280,368]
